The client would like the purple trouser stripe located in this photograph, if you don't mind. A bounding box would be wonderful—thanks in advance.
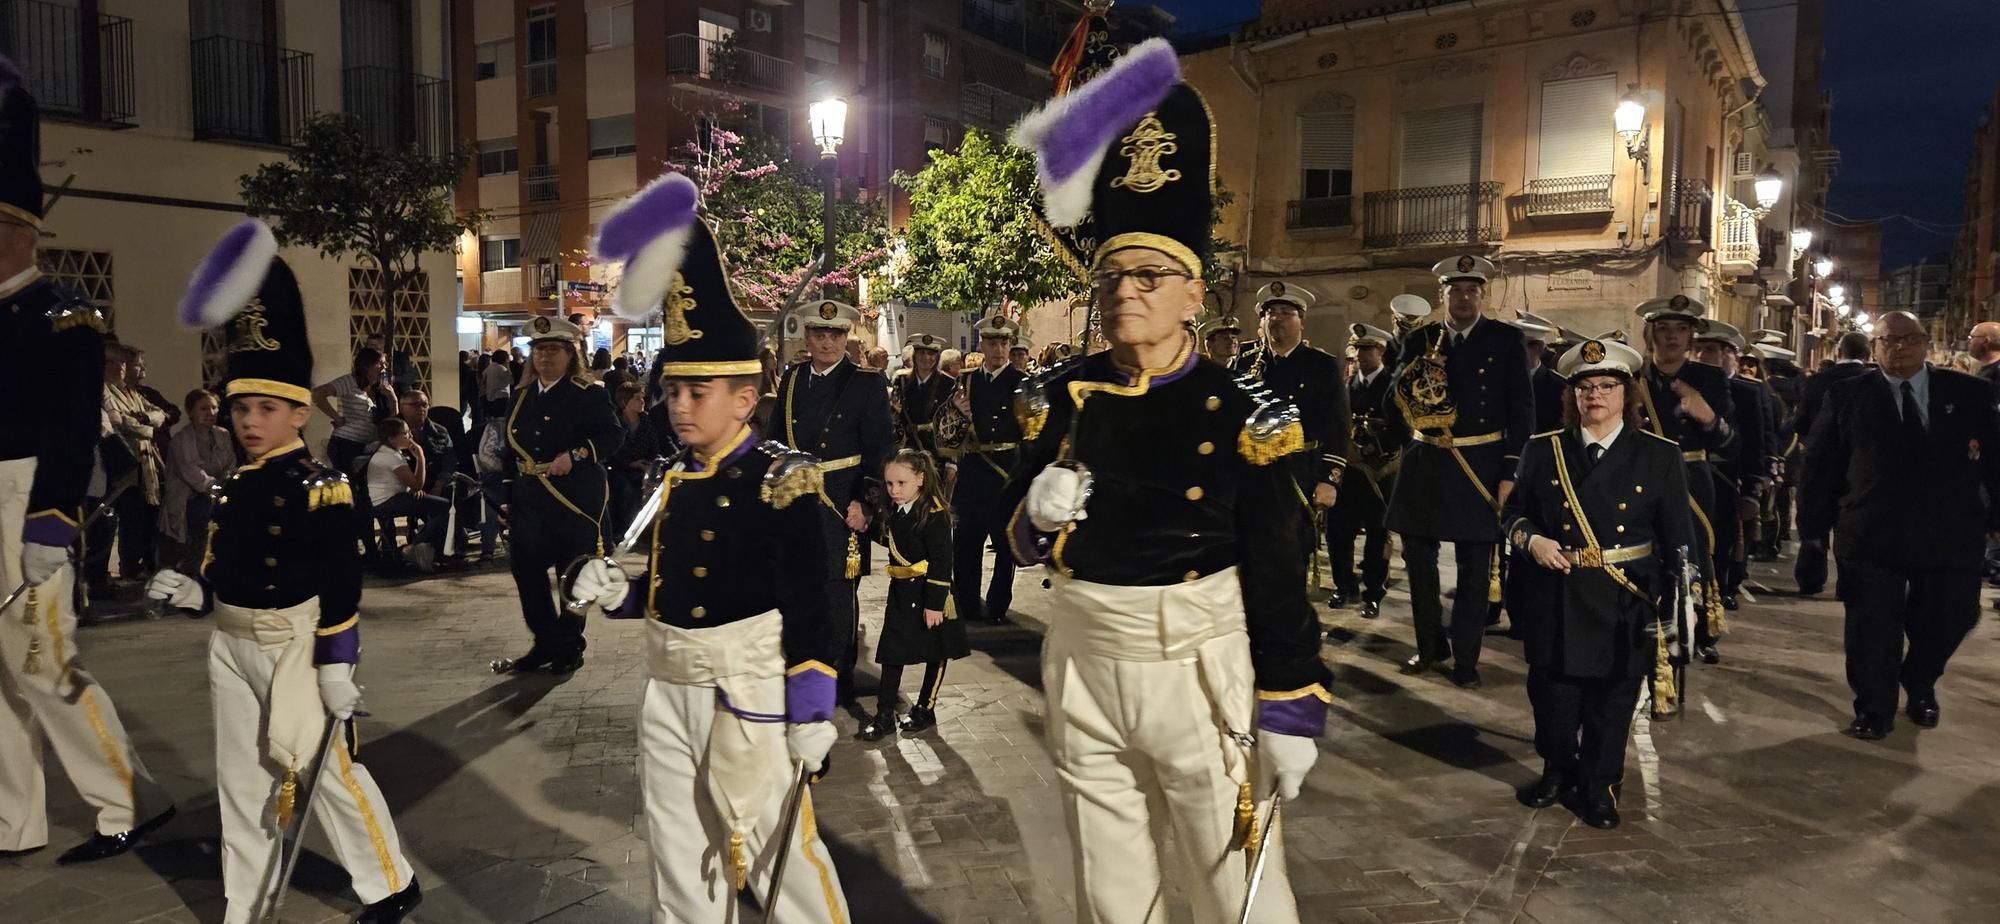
[1257,696,1327,738]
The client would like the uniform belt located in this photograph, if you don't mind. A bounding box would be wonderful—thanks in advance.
[1682,450,1708,462]
[885,561,929,579]
[819,455,861,472]
[1563,542,1654,567]
[967,442,1018,453]
[1413,430,1503,448]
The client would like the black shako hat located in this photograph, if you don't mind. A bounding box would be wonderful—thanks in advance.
[179,219,315,405]
[653,218,762,378]
[0,55,45,227]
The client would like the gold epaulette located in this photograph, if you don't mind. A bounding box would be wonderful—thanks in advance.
[51,307,106,333]
[1238,418,1304,466]
[306,473,353,510]
[758,443,824,510]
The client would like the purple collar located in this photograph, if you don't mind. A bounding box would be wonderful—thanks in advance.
[687,428,757,474]
[1111,337,1198,387]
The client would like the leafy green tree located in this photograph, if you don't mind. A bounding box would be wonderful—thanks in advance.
[890,127,1084,315]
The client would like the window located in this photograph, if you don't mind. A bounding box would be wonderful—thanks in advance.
[1400,103,1482,188]
[805,36,839,76]
[525,4,557,97]
[588,115,637,159]
[1536,74,1614,179]
[480,236,522,272]
[475,39,514,80]
[923,33,947,79]
[587,3,634,51]
[478,137,519,176]
[924,117,952,152]
[1299,110,1354,201]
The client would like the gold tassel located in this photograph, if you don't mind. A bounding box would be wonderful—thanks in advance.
[1706,580,1726,637]
[1237,420,1305,467]
[1652,620,1678,716]
[1230,780,1257,851]
[24,586,39,625]
[1019,404,1049,441]
[1487,545,1502,603]
[21,640,41,676]
[729,832,748,890]
[845,533,860,580]
[275,769,298,829]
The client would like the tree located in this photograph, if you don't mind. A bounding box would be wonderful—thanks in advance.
[239,112,484,383]
[891,127,1084,315]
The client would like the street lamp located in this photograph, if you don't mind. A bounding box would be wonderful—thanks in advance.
[1790,227,1813,254]
[1753,164,1783,211]
[1853,311,1870,325]
[1813,255,1835,277]
[1829,284,1846,300]
[809,96,848,159]
[1614,86,1650,184]
[1834,302,1850,317]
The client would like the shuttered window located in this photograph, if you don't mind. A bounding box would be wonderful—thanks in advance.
[1299,111,1354,200]
[1537,75,1614,179]
[1400,103,1482,189]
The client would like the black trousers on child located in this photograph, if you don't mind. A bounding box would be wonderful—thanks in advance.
[878,661,947,715]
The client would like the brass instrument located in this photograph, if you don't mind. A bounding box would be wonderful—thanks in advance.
[933,373,973,460]
[1349,409,1397,472]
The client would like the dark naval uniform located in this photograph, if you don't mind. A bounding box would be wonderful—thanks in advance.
[951,361,1025,623]
[896,371,955,456]
[1789,359,1870,592]
[1715,374,1772,601]
[1327,363,1404,606]
[497,370,624,668]
[866,498,969,735]
[1233,341,1351,561]
[1531,365,1567,433]
[1634,360,1736,648]
[200,444,363,646]
[1386,318,1536,672]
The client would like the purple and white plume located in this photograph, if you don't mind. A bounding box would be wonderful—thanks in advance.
[179,219,277,328]
[1008,37,1180,228]
[593,171,700,320]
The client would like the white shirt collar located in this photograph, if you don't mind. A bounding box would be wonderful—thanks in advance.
[811,358,845,377]
[896,499,915,514]
[0,265,39,295]
[1356,366,1381,386]
[1446,315,1481,338]
[1582,421,1624,451]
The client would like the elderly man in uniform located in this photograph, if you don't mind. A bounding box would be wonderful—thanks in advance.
[1693,321,1774,610]
[775,299,894,704]
[0,57,175,864]
[1009,37,1328,920]
[949,313,1027,625]
[1327,323,1405,620]
[1233,281,1352,593]
[1384,255,1535,689]
[490,315,624,674]
[1631,296,1736,665]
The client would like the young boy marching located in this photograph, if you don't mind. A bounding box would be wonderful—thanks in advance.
[857,449,968,741]
[149,221,420,924]
[577,174,850,921]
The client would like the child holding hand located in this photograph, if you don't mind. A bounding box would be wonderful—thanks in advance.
[858,449,969,740]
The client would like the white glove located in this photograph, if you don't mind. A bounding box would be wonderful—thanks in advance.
[1025,466,1088,532]
[146,569,204,610]
[1259,729,1319,801]
[787,720,837,775]
[573,558,629,611]
[318,663,365,720]
[21,543,69,586]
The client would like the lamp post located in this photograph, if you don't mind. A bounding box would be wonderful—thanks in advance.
[1753,164,1783,213]
[809,96,848,304]
[1614,86,1650,185]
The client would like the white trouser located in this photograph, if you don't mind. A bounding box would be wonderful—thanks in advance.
[210,624,412,923]
[1042,568,1299,924]
[0,457,166,849]
[640,614,849,924]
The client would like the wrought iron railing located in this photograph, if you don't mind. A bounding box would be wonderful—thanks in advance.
[1287,196,1353,230]
[524,58,555,97]
[1717,198,1759,266]
[525,164,559,203]
[1362,181,1501,249]
[1666,179,1712,244]
[343,66,451,156]
[0,0,135,126]
[961,3,1063,60]
[190,35,313,146]
[1525,174,1614,216]
[961,80,1033,129]
[665,33,789,93]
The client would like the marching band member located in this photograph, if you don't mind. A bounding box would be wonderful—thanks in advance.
[582,178,850,920]
[895,332,954,456]
[1009,38,1328,921]
[1326,324,1405,620]
[151,221,419,922]
[949,313,1027,625]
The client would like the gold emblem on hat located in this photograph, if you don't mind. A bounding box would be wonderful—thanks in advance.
[1109,113,1181,194]
[1457,256,1476,273]
[1271,281,1286,296]
[661,273,703,346]
[1581,340,1606,363]
[228,298,281,352]
[819,302,838,320]
[1670,294,1689,310]
[533,317,551,333]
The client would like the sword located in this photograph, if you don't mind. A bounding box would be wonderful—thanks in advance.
[442,478,461,558]
[562,457,672,611]
[1236,794,1284,924]
[760,763,816,922]
[1,473,136,614]
[261,717,345,924]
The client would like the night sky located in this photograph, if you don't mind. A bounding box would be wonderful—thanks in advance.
[1146,0,2000,271]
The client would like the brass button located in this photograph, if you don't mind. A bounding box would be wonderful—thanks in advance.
[1205,396,1221,411]
[1561,524,1571,532]
[691,606,706,619]
[273,497,286,506]
[1634,485,1644,493]
[693,566,708,577]
[701,530,716,541]
[717,496,730,507]
[264,557,278,566]
[1617,502,1628,510]
[1197,441,1214,455]
[264,584,276,591]
[1616,525,1626,533]
[1185,487,1204,501]
[1182,570,1200,582]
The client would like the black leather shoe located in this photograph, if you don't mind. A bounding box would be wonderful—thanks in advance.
[542,650,585,674]
[854,714,894,742]
[899,706,938,734]
[1721,593,1740,611]
[1845,717,1892,740]
[57,805,176,865]
[1907,698,1940,728]
[355,877,423,923]
[1517,770,1566,809]
[1695,645,1720,665]
[1399,655,1435,675]
[1360,600,1380,619]
[491,646,551,674]
[1580,788,1621,829]
[1449,666,1483,689]
[1326,590,1348,610]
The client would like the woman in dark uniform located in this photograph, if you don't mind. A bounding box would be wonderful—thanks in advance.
[1503,337,1696,830]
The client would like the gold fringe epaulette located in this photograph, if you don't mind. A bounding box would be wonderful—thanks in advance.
[307,477,353,510]
[1238,418,1304,466]
[51,307,106,333]
[762,460,825,510]
[1231,780,1257,851]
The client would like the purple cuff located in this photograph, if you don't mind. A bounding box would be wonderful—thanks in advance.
[785,663,837,723]
[603,576,648,619]
[1256,687,1331,737]
[22,511,78,548]
[314,626,360,665]
[1007,502,1052,565]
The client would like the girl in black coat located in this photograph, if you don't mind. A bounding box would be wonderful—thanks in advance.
[858,450,969,740]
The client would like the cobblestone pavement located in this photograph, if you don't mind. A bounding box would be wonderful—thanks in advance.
[7,546,2000,923]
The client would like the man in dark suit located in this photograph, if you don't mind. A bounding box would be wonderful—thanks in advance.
[1632,296,1737,665]
[1328,323,1405,619]
[1232,280,1351,585]
[1693,322,1771,611]
[1385,255,1535,688]
[1799,312,2000,739]
[1790,331,1873,593]
[774,300,894,703]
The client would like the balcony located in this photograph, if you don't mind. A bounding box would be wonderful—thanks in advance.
[524,59,555,97]
[525,164,559,203]
[190,35,313,147]
[1717,199,1759,271]
[961,3,1063,61]
[961,80,1033,130]
[0,0,135,126]
[1362,182,1501,249]
[343,66,451,156]
[1666,179,1712,246]
[1525,174,1614,217]
[1286,196,1353,230]
[665,34,789,94]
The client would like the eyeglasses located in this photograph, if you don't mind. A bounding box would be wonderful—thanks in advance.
[1091,266,1190,294]
[1873,333,1927,349]
[1574,381,1624,397]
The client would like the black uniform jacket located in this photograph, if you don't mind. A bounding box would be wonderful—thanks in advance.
[775,358,894,511]
[896,371,956,455]
[1,272,104,546]
[1726,376,1777,497]
[1232,342,1352,487]
[1001,345,1332,697]
[873,500,969,665]
[1332,365,1405,518]
[629,434,839,671]
[1635,360,1737,542]
[496,376,624,530]
[1505,426,1696,679]
[1789,360,1870,443]
[1531,365,1567,434]
[1799,366,2000,571]
[198,441,364,664]
[957,362,1026,482]
[1385,318,1536,542]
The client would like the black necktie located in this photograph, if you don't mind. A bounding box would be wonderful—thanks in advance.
[1901,381,1926,442]
[1587,443,1604,469]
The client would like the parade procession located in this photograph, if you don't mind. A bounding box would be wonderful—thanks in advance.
[10,0,2000,922]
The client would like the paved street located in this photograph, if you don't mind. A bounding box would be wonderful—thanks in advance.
[8,546,2000,924]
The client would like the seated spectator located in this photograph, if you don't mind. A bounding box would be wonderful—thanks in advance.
[474,413,511,560]
[397,389,455,495]
[158,389,235,572]
[366,418,452,572]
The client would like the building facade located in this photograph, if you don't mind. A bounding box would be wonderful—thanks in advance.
[1180,0,1805,349]
[1945,86,2000,346]
[1882,254,1950,323]
[9,0,459,435]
